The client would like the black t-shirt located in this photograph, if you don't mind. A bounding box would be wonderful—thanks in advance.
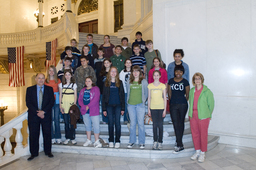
[109,82,120,105]
[168,78,189,104]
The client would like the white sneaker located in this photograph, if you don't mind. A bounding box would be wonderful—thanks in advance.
[83,139,92,147]
[56,139,62,144]
[94,139,102,148]
[71,140,77,145]
[127,143,134,149]
[63,139,70,145]
[109,142,114,148]
[115,142,120,148]
[152,142,158,150]
[158,143,163,150]
[52,139,56,144]
[191,151,200,160]
[140,144,145,149]
[198,153,205,163]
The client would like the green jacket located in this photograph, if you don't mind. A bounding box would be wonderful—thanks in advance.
[188,85,214,119]
[110,54,126,73]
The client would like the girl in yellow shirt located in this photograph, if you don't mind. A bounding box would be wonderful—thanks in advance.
[147,70,167,150]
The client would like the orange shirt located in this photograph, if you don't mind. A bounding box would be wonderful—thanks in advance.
[45,79,61,93]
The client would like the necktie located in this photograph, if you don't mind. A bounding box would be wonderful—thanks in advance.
[39,87,43,110]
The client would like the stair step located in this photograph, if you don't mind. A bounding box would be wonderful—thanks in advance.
[52,135,219,158]
[59,128,192,144]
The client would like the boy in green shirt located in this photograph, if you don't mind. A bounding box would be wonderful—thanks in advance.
[144,40,162,75]
[110,45,126,73]
[121,37,132,59]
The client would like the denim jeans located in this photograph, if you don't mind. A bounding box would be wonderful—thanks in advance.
[107,105,121,143]
[151,109,164,143]
[63,114,75,140]
[127,103,145,144]
[170,103,188,147]
[83,114,100,134]
[101,94,109,123]
[51,104,61,139]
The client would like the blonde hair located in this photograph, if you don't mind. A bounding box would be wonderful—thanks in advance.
[46,65,58,84]
[192,72,204,86]
[105,66,121,87]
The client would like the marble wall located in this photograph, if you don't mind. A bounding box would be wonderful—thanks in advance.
[153,0,256,148]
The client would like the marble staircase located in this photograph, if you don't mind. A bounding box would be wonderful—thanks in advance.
[77,32,124,51]
[52,114,219,159]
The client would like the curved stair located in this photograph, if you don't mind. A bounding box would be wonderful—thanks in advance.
[52,114,219,158]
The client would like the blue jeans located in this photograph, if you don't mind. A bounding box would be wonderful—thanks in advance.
[51,104,61,139]
[107,105,121,143]
[63,114,75,140]
[127,103,145,144]
[83,114,100,134]
[101,95,109,123]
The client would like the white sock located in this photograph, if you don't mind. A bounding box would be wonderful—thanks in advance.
[200,151,205,155]
[196,150,200,154]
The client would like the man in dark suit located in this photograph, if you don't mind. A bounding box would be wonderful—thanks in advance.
[26,73,55,161]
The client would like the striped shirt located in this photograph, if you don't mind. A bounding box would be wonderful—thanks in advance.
[130,54,146,72]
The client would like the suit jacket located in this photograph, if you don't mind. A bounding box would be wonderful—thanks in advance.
[26,85,55,122]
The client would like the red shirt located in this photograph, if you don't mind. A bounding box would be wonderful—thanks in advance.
[45,79,61,100]
[193,85,203,111]
[148,67,168,84]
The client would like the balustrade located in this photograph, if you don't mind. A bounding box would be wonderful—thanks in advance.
[0,12,78,52]
[0,111,37,167]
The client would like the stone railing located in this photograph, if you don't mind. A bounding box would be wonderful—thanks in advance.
[0,12,78,55]
[0,110,39,167]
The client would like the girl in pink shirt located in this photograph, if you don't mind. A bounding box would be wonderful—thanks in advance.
[148,57,168,85]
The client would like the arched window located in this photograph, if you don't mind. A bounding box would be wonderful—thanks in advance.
[78,0,98,15]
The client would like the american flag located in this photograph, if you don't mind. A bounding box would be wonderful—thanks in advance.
[45,38,57,71]
[8,46,25,87]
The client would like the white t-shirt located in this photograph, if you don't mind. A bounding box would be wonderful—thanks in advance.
[119,69,131,93]
[59,83,77,90]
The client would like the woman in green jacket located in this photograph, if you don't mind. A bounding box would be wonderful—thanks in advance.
[189,73,214,163]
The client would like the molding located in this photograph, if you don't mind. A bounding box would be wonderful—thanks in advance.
[76,11,98,24]
[209,131,256,148]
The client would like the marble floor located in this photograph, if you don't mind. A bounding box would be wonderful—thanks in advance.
[2,144,256,170]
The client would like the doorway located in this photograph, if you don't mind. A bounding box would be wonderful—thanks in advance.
[79,20,98,34]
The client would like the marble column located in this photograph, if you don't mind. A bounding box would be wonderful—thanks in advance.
[66,0,72,13]
[117,0,138,40]
[38,0,43,27]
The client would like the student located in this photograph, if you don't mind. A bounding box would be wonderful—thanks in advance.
[167,65,190,153]
[94,48,105,86]
[127,65,148,149]
[61,39,81,61]
[102,67,125,148]
[100,35,115,59]
[121,37,132,60]
[45,65,62,144]
[59,69,77,145]
[110,45,126,73]
[145,40,163,75]
[148,57,168,85]
[57,57,73,81]
[63,46,79,72]
[130,44,147,75]
[119,59,132,123]
[148,70,167,150]
[85,34,98,59]
[74,56,96,97]
[99,59,112,124]
[189,73,214,163]
[167,49,189,81]
[81,44,95,69]
[78,76,102,148]
[131,31,147,56]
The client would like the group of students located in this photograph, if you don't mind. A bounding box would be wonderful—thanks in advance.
[45,31,214,163]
